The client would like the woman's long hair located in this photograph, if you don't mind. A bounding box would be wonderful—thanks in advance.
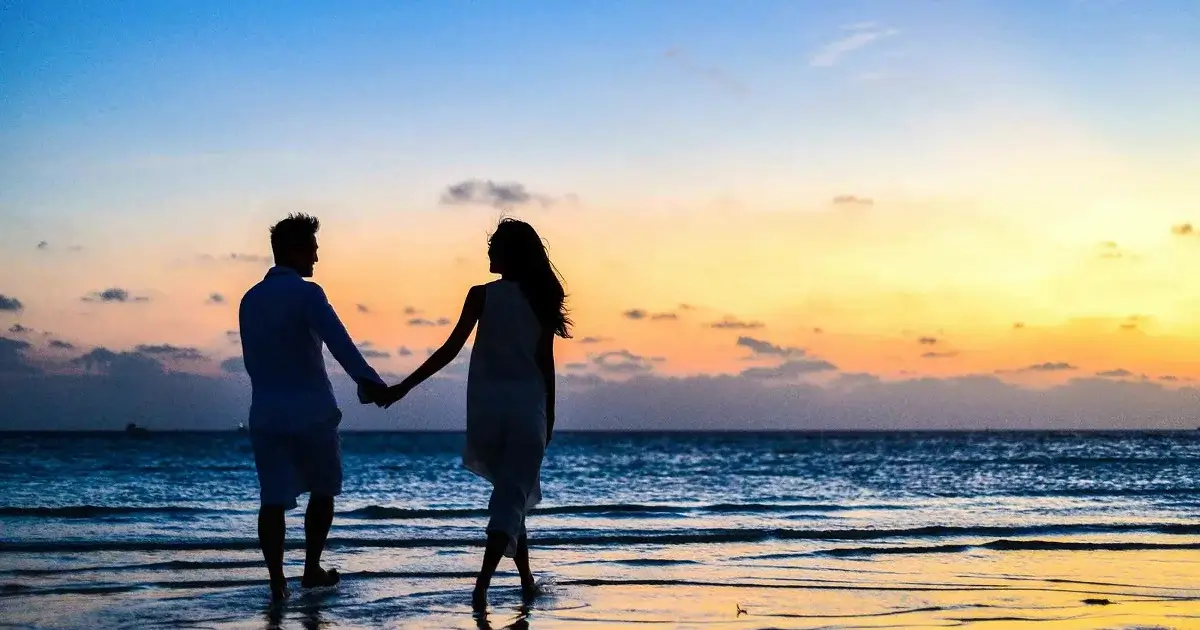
[488,218,572,338]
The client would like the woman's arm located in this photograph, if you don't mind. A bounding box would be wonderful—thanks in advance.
[536,330,555,443]
[385,285,484,406]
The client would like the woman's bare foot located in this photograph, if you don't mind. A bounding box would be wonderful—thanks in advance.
[471,585,488,612]
[521,577,540,602]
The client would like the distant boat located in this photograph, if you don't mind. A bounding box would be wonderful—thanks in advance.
[125,423,150,435]
[236,423,248,433]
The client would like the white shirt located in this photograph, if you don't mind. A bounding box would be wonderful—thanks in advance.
[239,266,382,432]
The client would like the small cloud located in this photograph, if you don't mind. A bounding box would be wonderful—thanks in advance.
[834,372,880,386]
[678,304,696,311]
[396,346,414,357]
[736,336,805,358]
[663,47,749,96]
[135,344,206,361]
[917,336,938,345]
[220,356,246,373]
[36,241,48,250]
[623,309,647,320]
[1171,223,1194,236]
[227,253,272,264]
[8,323,31,334]
[1013,322,1026,330]
[440,179,554,209]
[810,23,898,68]
[206,293,225,305]
[1159,375,1179,382]
[403,306,422,315]
[48,339,75,350]
[356,304,370,314]
[832,195,874,208]
[592,350,656,374]
[82,288,148,303]
[1096,368,1133,378]
[578,336,611,345]
[1020,362,1077,372]
[0,295,24,312]
[921,351,958,359]
[225,330,240,343]
[408,317,451,327]
[741,359,838,379]
[709,317,764,330]
[565,362,589,370]
[650,312,679,321]
[813,327,824,334]
[356,341,390,359]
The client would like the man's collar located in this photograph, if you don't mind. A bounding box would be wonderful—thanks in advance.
[266,265,300,278]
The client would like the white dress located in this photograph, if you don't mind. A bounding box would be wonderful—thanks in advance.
[464,280,547,555]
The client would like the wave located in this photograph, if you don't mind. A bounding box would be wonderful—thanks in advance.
[821,539,1200,557]
[4,521,1197,554]
[0,505,224,518]
[342,502,876,520]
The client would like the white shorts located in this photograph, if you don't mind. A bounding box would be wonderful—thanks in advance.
[250,419,342,509]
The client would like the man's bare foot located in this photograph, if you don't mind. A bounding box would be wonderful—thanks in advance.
[269,579,292,602]
[300,567,340,589]
[472,585,488,612]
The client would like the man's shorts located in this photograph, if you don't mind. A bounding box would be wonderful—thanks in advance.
[250,419,342,509]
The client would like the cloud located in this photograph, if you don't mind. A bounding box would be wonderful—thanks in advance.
[709,317,765,330]
[0,336,38,375]
[813,327,824,334]
[224,253,273,264]
[72,347,165,376]
[408,317,451,327]
[663,47,749,96]
[1020,362,1078,372]
[403,306,422,315]
[1013,322,1026,330]
[356,304,370,314]
[220,356,246,374]
[810,23,898,67]
[356,341,390,359]
[8,324,31,334]
[397,346,414,357]
[134,344,206,361]
[922,351,959,359]
[832,195,874,208]
[0,295,24,312]
[592,350,656,374]
[736,336,805,358]
[741,359,838,379]
[48,339,75,350]
[578,336,611,344]
[1171,223,1194,236]
[82,288,148,303]
[623,309,647,320]
[206,293,225,305]
[917,336,938,345]
[225,330,240,343]
[565,362,589,370]
[36,241,48,250]
[1096,368,1134,378]
[440,179,554,209]
[651,312,679,321]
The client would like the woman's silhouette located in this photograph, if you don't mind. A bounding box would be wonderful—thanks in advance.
[385,218,570,610]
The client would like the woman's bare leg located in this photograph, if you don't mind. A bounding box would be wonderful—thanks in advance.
[473,531,509,611]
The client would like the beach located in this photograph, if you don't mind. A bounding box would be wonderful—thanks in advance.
[2,431,1199,629]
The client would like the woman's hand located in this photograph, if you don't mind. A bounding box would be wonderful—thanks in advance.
[382,383,410,409]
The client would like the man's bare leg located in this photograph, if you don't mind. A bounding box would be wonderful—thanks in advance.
[301,494,340,588]
[258,505,290,601]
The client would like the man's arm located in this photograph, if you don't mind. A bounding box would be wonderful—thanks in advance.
[307,284,385,399]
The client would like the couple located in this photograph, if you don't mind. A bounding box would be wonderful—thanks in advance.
[237,213,568,610]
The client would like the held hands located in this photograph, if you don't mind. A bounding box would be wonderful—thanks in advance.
[380,383,410,409]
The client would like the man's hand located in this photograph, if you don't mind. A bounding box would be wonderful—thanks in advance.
[357,379,390,407]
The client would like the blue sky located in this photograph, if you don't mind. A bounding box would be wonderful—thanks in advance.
[1,1,1198,429]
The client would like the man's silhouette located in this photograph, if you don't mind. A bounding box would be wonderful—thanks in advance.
[238,213,387,601]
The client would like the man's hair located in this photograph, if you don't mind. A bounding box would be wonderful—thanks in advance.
[269,213,320,257]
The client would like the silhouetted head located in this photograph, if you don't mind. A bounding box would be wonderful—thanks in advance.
[488,218,572,338]
[270,213,320,277]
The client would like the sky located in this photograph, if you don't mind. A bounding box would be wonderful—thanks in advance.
[2,0,1199,430]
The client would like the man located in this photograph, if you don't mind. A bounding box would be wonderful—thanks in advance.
[238,213,389,601]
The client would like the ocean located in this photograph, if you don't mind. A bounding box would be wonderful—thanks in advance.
[1,431,1198,629]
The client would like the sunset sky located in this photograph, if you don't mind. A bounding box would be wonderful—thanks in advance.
[2,0,1198,429]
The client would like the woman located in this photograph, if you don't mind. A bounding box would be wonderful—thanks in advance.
[384,218,570,610]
